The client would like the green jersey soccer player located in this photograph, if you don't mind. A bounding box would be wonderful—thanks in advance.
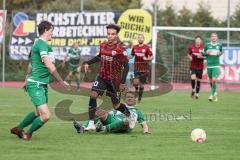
[202,33,223,102]
[11,21,69,140]
[62,42,82,89]
[74,91,150,134]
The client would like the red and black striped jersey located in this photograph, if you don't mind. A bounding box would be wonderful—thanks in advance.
[131,44,153,72]
[188,44,204,70]
[98,41,128,81]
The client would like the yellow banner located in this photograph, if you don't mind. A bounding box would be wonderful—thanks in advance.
[117,9,152,45]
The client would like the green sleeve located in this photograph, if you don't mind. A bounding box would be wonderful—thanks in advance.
[38,41,50,58]
[68,48,73,54]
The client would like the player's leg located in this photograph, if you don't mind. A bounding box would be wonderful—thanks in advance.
[85,76,105,130]
[74,72,80,90]
[132,78,139,100]
[106,80,130,117]
[105,119,129,133]
[133,71,141,100]
[195,69,203,99]
[138,72,147,103]
[18,82,49,140]
[65,71,73,85]
[23,104,50,139]
[211,67,220,101]
[207,68,214,101]
[95,108,108,121]
[190,68,197,98]
[11,110,38,138]
[85,91,98,130]
[95,110,112,132]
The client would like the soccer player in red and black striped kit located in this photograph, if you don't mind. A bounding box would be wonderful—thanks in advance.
[83,24,137,130]
[188,36,205,99]
[129,34,153,103]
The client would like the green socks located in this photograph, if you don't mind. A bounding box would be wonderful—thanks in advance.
[18,111,37,131]
[28,117,44,134]
[76,79,80,89]
[211,83,216,96]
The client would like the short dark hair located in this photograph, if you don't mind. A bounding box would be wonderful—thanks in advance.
[106,24,121,33]
[38,21,54,36]
[125,91,136,98]
[195,35,201,39]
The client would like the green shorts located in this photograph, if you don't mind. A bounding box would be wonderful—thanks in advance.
[102,114,130,133]
[207,67,220,79]
[67,64,79,74]
[26,81,48,107]
[101,114,115,126]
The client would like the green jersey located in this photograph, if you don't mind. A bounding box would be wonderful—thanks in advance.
[202,42,222,68]
[109,106,146,125]
[67,48,81,67]
[28,39,55,84]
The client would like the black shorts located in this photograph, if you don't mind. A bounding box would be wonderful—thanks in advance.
[134,71,148,84]
[91,76,119,104]
[190,68,203,79]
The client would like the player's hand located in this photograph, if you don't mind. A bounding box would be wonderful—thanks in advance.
[188,56,193,61]
[143,56,151,61]
[119,83,128,92]
[84,64,89,73]
[207,50,212,55]
[22,83,27,92]
[61,62,65,68]
[217,51,221,56]
[77,66,81,72]
[60,81,71,90]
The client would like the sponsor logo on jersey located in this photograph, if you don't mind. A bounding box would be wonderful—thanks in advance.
[101,55,113,61]
[135,52,145,57]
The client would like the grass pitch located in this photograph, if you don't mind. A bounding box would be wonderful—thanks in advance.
[0,88,239,160]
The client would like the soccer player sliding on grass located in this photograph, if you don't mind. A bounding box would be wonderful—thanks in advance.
[74,91,150,134]
[11,21,69,140]
[202,33,222,102]
[188,35,205,99]
[83,24,137,131]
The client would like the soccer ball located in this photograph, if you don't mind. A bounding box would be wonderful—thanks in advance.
[191,128,206,142]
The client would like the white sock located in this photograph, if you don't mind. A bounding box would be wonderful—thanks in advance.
[89,120,94,126]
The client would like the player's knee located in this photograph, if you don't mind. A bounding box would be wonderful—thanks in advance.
[212,78,217,83]
[90,91,98,99]
[96,109,107,120]
[132,78,139,86]
[191,74,196,80]
[40,111,51,122]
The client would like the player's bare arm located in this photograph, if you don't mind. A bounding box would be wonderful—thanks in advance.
[84,54,101,72]
[43,56,69,89]
[141,122,150,134]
